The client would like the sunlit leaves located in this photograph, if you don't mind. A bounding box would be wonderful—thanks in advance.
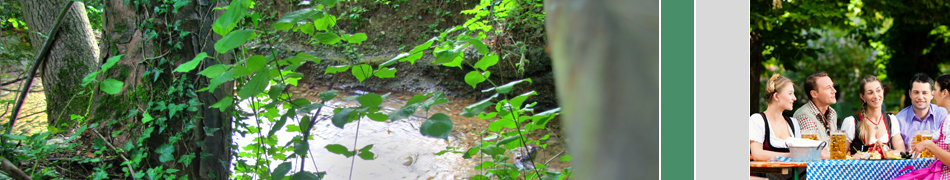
[464,71,489,88]
[460,93,497,117]
[212,0,250,35]
[420,113,453,139]
[245,55,267,72]
[468,38,489,54]
[347,33,368,45]
[273,8,318,30]
[174,52,208,73]
[198,64,229,79]
[326,65,350,74]
[320,90,339,101]
[100,78,124,95]
[101,54,124,72]
[434,45,463,63]
[374,67,397,78]
[214,30,256,53]
[315,33,341,45]
[351,64,372,82]
[474,53,499,71]
[142,111,154,124]
[208,70,233,93]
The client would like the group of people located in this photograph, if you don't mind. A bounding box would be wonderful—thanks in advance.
[750,72,950,179]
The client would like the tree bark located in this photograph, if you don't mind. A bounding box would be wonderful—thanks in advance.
[92,0,232,179]
[751,32,763,114]
[545,0,659,179]
[17,0,100,127]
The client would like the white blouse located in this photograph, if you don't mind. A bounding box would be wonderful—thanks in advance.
[841,114,901,144]
[749,114,801,148]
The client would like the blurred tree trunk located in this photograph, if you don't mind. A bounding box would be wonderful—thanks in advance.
[545,0,659,179]
[17,0,100,127]
[751,32,763,114]
[91,0,233,178]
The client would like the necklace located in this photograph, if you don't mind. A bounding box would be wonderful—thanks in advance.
[866,112,883,129]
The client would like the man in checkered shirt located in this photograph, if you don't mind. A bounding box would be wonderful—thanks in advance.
[794,72,838,144]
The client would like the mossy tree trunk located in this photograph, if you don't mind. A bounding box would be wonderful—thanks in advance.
[17,0,100,127]
[91,0,233,179]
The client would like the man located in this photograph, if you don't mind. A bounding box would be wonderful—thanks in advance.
[795,71,839,143]
[896,73,947,150]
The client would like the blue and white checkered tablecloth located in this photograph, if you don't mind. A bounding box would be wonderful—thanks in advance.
[776,157,935,180]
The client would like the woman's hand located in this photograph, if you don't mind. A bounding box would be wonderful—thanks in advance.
[913,140,936,157]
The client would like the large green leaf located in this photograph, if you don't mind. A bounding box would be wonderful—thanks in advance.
[272,162,293,180]
[273,8,318,30]
[509,91,538,111]
[468,38,489,54]
[211,0,250,35]
[214,30,256,53]
[480,144,505,156]
[208,70,234,93]
[474,53,499,71]
[421,113,453,139]
[358,93,383,108]
[470,175,490,180]
[331,108,356,128]
[485,78,533,94]
[389,104,420,121]
[315,33,341,45]
[198,64,229,79]
[300,22,315,35]
[325,144,355,157]
[464,71,488,89]
[294,139,309,157]
[488,119,515,132]
[374,67,397,78]
[433,45,462,63]
[101,54,124,72]
[358,151,375,160]
[155,143,175,163]
[421,92,449,111]
[348,33,368,45]
[320,90,339,101]
[82,71,100,87]
[460,93,497,117]
[245,55,267,72]
[286,53,321,65]
[291,171,321,180]
[351,64,372,82]
[268,114,288,137]
[463,147,479,159]
[173,52,208,73]
[100,78,124,95]
[238,69,271,99]
[325,65,350,74]
[209,96,233,112]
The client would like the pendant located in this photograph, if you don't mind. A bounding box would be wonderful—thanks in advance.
[875,126,879,130]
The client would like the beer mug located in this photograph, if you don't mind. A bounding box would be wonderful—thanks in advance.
[922,130,934,158]
[831,130,847,160]
[802,129,819,141]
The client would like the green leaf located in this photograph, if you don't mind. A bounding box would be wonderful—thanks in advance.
[232,66,253,76]
[320,90,339,101]
[407,94,428,105]
[358,151,375,160]
[331,108,356,128]
[287,53,321,65]
[490,78,532,94]
[460,94,497,117]
[209,96,233,112]
[509,91,538,111]
[142,111,154,124]
[470,175,490,180]
[367,113,388,121]
[291,171,321,180]
[208,70,233,93]
[358,93,382,107]
[273,8,318,30]
[480,144,505,156]
[214,29,256,53]
[294,139,309,157]
[351,64,373,82]
[468,39,489,54]
[269,115,288,137]
[360,144,374,151]
[325,144,354,157]
[463,147,479,159]
[464,71,487,89]
[172,0,190,13]
[198,64,229,79]
[315,33,341,45]
[442,54,465,68]
[82,71,100,87]
[498,134,522,145]
[174,52,208,73]
[421,92,449,111]
[156,143,175,163]
[271,162,292,180]
[559,154,572,161]
[320,0,340,6]
[300,22,315,35]
[374,67,397,78]
[389,103,420,121]
[268,84,286,100]
[488,119,515,132]
[420,113,453,139]
[100,78,124,95]
[325,65,350,74]
[433,46,462,63]
[477,112,497,119]
[101,54,124,72]
[348,33,368,45]
[211,0,249,35]
[474,53,499,71]
[2,134,26,140]
[246,55,267,72]
[238,69,271,99]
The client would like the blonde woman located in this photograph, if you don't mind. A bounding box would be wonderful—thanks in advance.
[750,74,809,180]
[842,75,906,154]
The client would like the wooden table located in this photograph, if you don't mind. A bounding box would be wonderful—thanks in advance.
[750,161,807,180]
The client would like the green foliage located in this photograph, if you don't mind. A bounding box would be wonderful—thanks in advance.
[421,113,453,139]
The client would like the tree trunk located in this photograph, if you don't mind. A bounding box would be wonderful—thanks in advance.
[91,0,232,179]
[545,0,659,179]
[751,32,763,114]
[17,0,100,127]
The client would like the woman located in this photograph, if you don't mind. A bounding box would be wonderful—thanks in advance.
[750,74,805,180]
[842,75,906,154]
[909,74,950,178]
[750,74,802,161]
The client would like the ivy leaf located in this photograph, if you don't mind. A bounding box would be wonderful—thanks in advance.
[142,111,154,124]
[245,55,267,72]
[325,65,350,74]
[272,162,292,180]
[325,144,355,157]
[320,90,339,101]
[315,33,341,45]
[358,93,382,108]
[420,113,453,139]
[351,64,372,82]
[460,94,497,117]
[198,64,229,79]
[155,143,175,163]
[474,53,499,71]
[178,153,196,167]
[238,69,270,99]
[374,67,397,78]
[173,52,208,73]
[100,78,124,95]
[468,38,489,54]
[331,108,356,128]
[172,0,190,14]
[464,71,488,89]
[347,33,368,45]
[214,29,256,53]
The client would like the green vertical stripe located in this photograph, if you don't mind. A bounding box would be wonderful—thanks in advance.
[661,0,694,179]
